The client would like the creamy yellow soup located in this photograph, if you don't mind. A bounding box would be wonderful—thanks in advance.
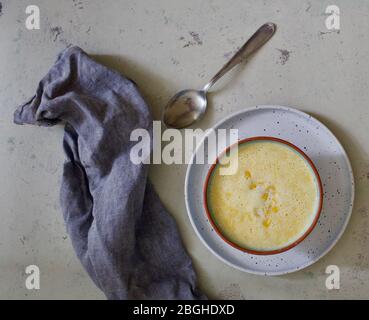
[207,140,320,252]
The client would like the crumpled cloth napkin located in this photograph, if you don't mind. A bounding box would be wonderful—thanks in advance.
[14,46,205,300]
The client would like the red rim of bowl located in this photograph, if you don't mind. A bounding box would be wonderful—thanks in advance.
[203,136,324,255]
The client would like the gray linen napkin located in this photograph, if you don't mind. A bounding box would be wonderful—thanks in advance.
[14,46,205,300]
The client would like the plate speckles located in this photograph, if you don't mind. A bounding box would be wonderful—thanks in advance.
[185,105,355,275]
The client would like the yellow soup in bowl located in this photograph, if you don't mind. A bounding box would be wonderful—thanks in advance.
[205,137,323,255]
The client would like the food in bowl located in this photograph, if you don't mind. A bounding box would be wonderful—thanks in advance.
[204,137,323,255]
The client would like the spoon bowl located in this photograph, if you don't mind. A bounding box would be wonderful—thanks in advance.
[163,89,207,128]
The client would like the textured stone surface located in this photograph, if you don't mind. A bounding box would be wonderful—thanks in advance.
[0,0,368,299]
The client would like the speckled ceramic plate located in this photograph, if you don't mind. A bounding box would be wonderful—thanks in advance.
[185,105,354,275]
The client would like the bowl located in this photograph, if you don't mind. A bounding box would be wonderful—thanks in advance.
[203,136,323,255]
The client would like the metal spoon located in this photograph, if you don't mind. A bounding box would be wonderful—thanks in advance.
[162,23,277,129]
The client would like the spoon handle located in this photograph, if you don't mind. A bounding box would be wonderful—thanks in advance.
[203,23,276,92]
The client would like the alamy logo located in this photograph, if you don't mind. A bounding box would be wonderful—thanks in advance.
[325,265,340,290]
[25,5,40,30]
[25,265,40,290]
[325,5,340,31]
[130,121,239,175]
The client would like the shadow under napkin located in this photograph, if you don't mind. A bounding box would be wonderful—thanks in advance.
[13,46,205,300]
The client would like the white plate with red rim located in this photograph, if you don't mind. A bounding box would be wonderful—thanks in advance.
[185,105,355,275]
